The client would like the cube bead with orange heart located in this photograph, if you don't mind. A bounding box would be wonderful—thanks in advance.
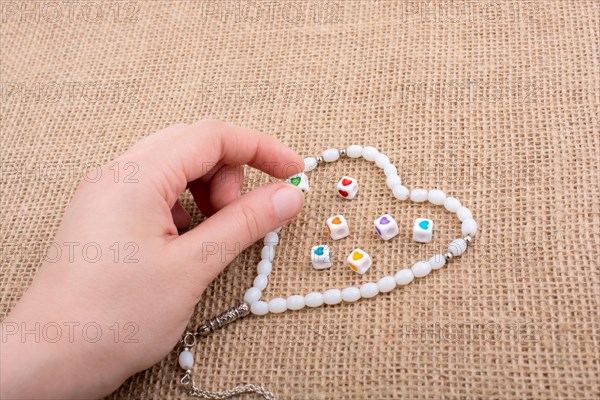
[336,176,358,199]
[347,248,372,274]
[326,214,350,240]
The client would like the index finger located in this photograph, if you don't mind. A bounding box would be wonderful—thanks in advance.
[125,120,304,204]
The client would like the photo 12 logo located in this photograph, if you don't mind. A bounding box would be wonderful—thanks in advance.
[199,1,341,24]
[1,321,140,344]
[0,1,140,24]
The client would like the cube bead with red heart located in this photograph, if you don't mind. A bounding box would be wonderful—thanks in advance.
[336,176,358,199]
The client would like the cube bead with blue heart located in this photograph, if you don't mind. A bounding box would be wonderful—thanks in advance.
[310,245,332,270]
[374,214,399,240]
[286,173,309,193]
[413,218,434,243]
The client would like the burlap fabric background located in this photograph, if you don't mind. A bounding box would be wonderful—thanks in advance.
[1,0,599,399]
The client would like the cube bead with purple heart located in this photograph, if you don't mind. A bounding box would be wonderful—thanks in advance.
[413,218,434,243]
[374,214,399,240]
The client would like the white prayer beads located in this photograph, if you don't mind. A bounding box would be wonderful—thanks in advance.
[239,145,476,317]
[180,142,480,399]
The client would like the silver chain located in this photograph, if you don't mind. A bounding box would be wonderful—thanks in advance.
[181,368,277,400]
[180,302,277,400]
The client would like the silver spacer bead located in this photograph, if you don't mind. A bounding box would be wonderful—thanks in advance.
[197,302,251,337]
[183,347,189,352]
[316,156,324,164]
[444,252,453,261]
[339,149,347,157]
[185,369,192,374]
[464,235,472,245]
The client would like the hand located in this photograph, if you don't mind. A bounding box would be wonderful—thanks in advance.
[0,120,304,399]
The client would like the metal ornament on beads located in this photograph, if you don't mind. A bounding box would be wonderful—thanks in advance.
[178,146,478,399]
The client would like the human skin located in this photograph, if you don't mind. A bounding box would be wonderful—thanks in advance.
[0,120,305,399]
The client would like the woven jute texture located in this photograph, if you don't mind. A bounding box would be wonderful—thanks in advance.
[1,1,599,399]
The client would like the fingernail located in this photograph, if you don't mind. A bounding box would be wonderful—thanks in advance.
[271,184,303,221]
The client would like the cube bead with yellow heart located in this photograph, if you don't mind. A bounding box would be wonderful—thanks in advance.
[347,248,372,274]
[326,214,350,240]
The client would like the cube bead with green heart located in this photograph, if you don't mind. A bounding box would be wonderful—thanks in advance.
[286,173,309,193]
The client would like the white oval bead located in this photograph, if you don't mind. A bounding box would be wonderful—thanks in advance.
[253,274,269,291]
[261,245,275,261]
[286,295,305,311]
[461,218,477,236]
[360,282,379,298]
[250,301,269,316]
[243,287,262,304]
[375,154,390,168]
[394,269,414,285]
[427,189,446,205]
[383,164,397,177]
[410,188,428,202]
[392,185,410,200]
[429,254,446,270]
[264,232,279,246]
[304,157,318,172]
[444,197,462,212]
[456,206,473,222]
[323,289,342,305]
[322,148,340,162]
[304,292,324,308]
[257,259,272,275]
[377,276,397,293]
[268,298,287,313]
[341,287,361,302]
[448,238,468,256]
[362,146,379,161]
[346,145,363,158]
[412,261,432,278]
[386,174,402,189]
[179,350,194,370]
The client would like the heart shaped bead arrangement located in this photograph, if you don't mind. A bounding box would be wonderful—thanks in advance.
[178,145,478,399]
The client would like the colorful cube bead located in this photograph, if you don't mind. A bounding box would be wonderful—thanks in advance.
[336,176,358,199]
[310,245,332,270]
[374,214,399,240]
[347,248,372,274]
[326,214,350,240]
[286,173,309,193]
[413,218,434,243]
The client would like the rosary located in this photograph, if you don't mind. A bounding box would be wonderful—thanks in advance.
[177,145,477,399]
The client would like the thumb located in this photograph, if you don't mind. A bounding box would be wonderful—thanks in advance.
[171,182,304,281]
